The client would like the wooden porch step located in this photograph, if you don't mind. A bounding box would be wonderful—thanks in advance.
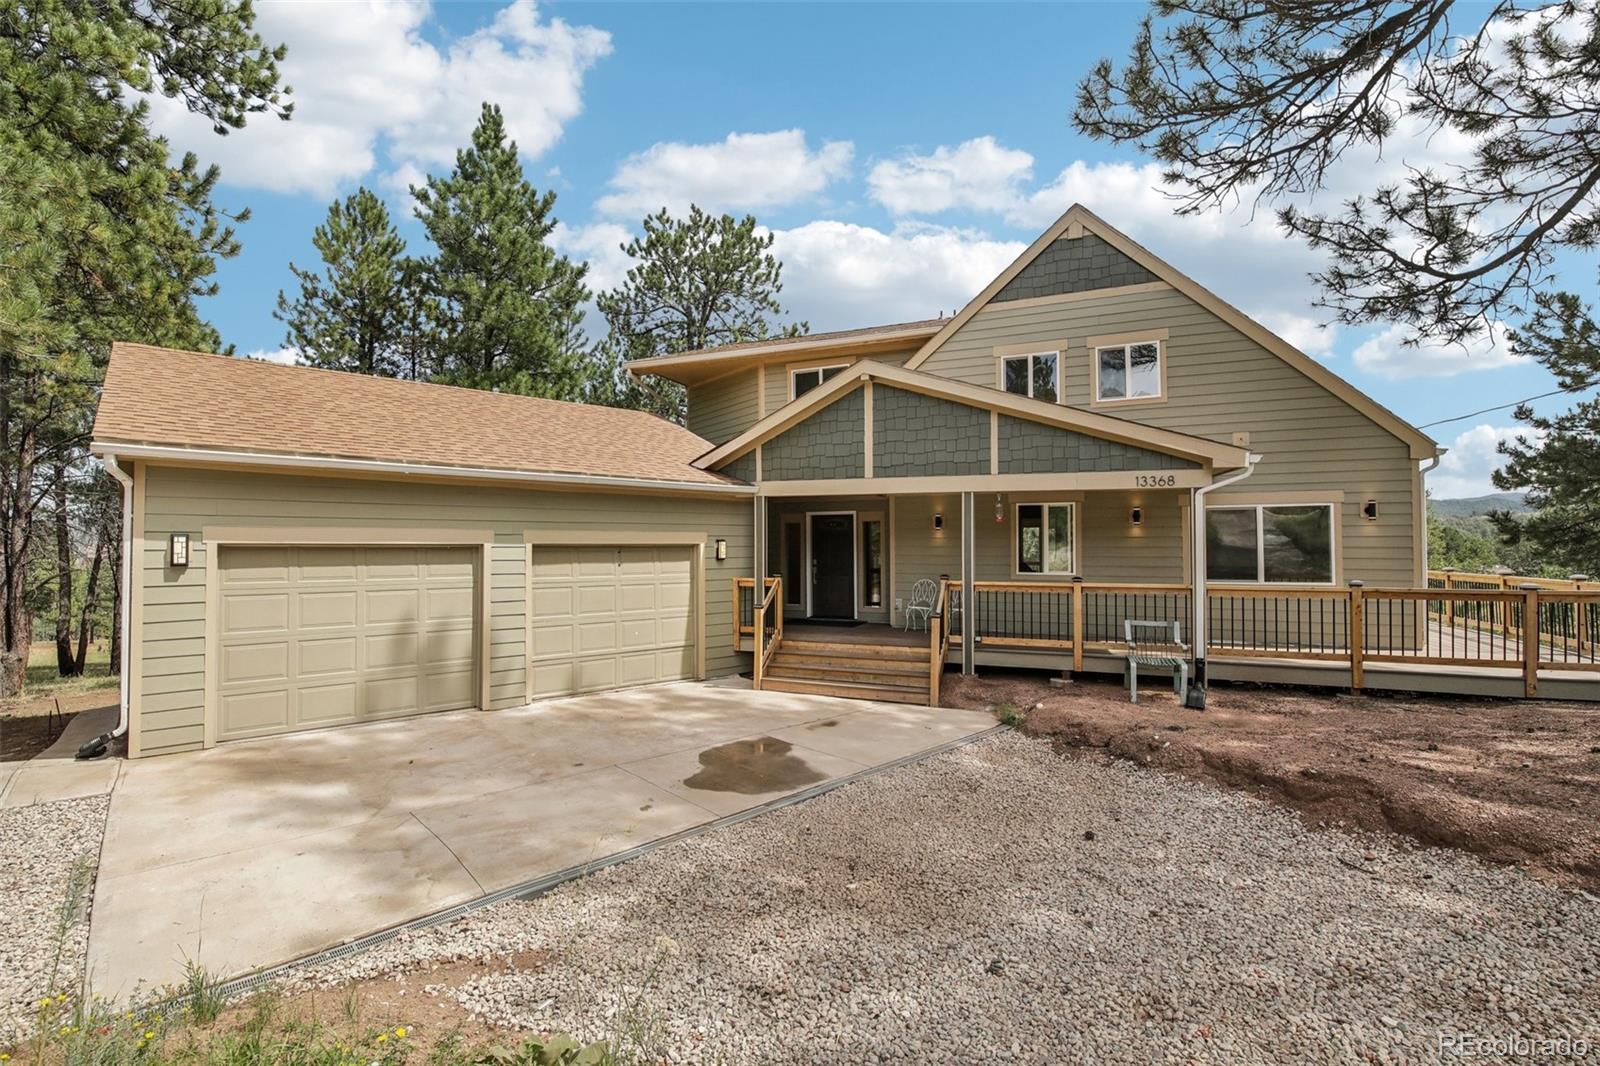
[774,639,928,662]
[760,675,930,705]
[765,661,929,686]
[769,649,931,673]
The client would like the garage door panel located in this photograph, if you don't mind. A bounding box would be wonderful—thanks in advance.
[218,545,478,742]
[220,690,290,735]
[298,682,358,724]
[529,545,696,701]
[221,641,289,685]
[221,593,289,636]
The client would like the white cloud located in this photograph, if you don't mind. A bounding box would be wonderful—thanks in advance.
[147,0,610,197]
[595,130,853,219]
[551,221,636,295]
[244,346,300,366]
[867,136,1034,216]
[768,221,1023,329]
[1251,310,1340,359]
[1352,321,1523,379]
[1430,423,1533,498]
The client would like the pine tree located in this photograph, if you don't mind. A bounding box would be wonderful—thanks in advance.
[276,188,410,376]
[411,103,589,397]
[594,206,805,422]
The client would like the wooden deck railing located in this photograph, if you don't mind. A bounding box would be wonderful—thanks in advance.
[928,579,952,705]
[751,577,782,688]
[736,578,1597,698]
[733,576,779,650]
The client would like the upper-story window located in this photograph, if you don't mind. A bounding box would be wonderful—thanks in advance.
[1095,340,1162,402]
[1001,352,1058,403]
[791,363,847,399]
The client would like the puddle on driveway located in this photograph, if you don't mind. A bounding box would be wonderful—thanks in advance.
[683,736,827,795]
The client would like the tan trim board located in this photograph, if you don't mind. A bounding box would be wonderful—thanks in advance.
[1085,327,1170,349]
[696,359,1249,470]
[478,544,493,710]
[625,323,941,380]
[93,442,756,497]
[758,469,1213,497]
[977,280,1171,312]
[902,203,1437,460]
[863,381,875,478]
[128,461,146,759]
[1412,463,1427,585]
[989,411,999,474]
[203,526,496,545]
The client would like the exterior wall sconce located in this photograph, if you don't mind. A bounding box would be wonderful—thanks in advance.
[169,532,191,567]
[1129,507,1143,527]
[932,512,944,532]
[994,494,1004,524]
[714,538,727,562]
[1362,499,1379,521]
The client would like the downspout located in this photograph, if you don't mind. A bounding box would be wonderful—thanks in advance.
[1417,451,1444,579]
[1187,453,1262,709]
[78,453,133,758]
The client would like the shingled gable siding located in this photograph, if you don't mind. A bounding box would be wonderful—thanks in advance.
[133,465,752,757]
[997,415,1199,474]
[760,345,921,422]
[993,234,1158,303]
[686,367,758,446]
[761,387,865,480]
[720,451,756,484]
[916,284,1418,585]
[872,386,988,477]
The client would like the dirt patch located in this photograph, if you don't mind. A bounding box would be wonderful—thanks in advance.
[943,671,1600,889]
[0,711,78,762]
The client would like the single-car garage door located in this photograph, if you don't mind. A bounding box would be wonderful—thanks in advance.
[217,545,478,741]
[529,546,695,700]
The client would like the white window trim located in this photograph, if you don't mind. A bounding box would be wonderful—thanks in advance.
[1012,501,1078,577]
[999,351,1061,402]
[1092,338,1165,405]
[789,363,849,401]
[1205,502,1338,586]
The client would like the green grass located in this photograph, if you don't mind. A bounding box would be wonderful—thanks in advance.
[1,644,117,717]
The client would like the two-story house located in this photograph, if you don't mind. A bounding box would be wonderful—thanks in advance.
[90,205,1439,757]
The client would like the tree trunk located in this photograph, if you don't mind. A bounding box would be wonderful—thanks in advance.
[54,460,75,676]
[75,526,104,675]
[0,424,37,700]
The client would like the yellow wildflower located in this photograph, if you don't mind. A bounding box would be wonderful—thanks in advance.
[394,1028,406,1038]
[143,1030,155,1040]
[376,1034,387,1044]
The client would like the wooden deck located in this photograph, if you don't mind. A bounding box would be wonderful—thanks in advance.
[779,621,928,647]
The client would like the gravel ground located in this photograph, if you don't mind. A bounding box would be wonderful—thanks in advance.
[0,794,108,1048]
[292,733,1600,1064]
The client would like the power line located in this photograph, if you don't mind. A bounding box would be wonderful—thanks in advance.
[1418,379,1598,430]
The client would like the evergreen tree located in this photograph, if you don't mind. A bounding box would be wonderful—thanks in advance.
[276,188,410,376]
[594,206,805,422]
[1489,291,1600,575]
[0,0,288,695]
[412,103,589,397]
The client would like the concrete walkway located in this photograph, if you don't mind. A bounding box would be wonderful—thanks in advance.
[85,679,994,999]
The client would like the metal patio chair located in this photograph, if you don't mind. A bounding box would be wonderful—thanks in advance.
[1124,619,1190,704]
[904,578,938,631]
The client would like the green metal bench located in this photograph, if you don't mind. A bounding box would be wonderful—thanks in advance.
[1124,619,1189,704]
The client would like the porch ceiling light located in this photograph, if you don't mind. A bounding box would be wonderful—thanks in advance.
[1362,499,1379,521]
[169,532,190,567]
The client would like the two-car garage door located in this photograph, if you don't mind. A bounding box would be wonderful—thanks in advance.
[217,546,479,742]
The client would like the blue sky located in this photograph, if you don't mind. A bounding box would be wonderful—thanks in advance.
[149,1,1594,498]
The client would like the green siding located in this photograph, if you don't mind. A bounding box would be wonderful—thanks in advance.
[134,466,752,758]
[760,347,920,421]
[763,387,865,480]
[998,415,1199,474]
[686,368,757,445]
[873,386,988,477]
[916,284,1418,585]
[993,234,1157,303]
[721,452,756,483]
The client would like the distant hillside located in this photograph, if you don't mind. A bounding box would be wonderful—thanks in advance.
[1429,492,1530,518]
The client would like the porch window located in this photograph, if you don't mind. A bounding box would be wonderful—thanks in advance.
[1001,352,1059,403]
[1206,504,1334,584]
[791,363,847,399]
[1096,341,1161,402]
[1015,503,1076,575]
[861,519,883,608]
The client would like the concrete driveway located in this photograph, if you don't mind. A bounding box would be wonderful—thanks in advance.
[86,679,994,999]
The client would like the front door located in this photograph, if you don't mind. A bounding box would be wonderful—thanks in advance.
[809,513,855,619]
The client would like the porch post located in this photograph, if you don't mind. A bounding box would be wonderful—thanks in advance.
[754,494,766,603]
[961,491,975,676]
